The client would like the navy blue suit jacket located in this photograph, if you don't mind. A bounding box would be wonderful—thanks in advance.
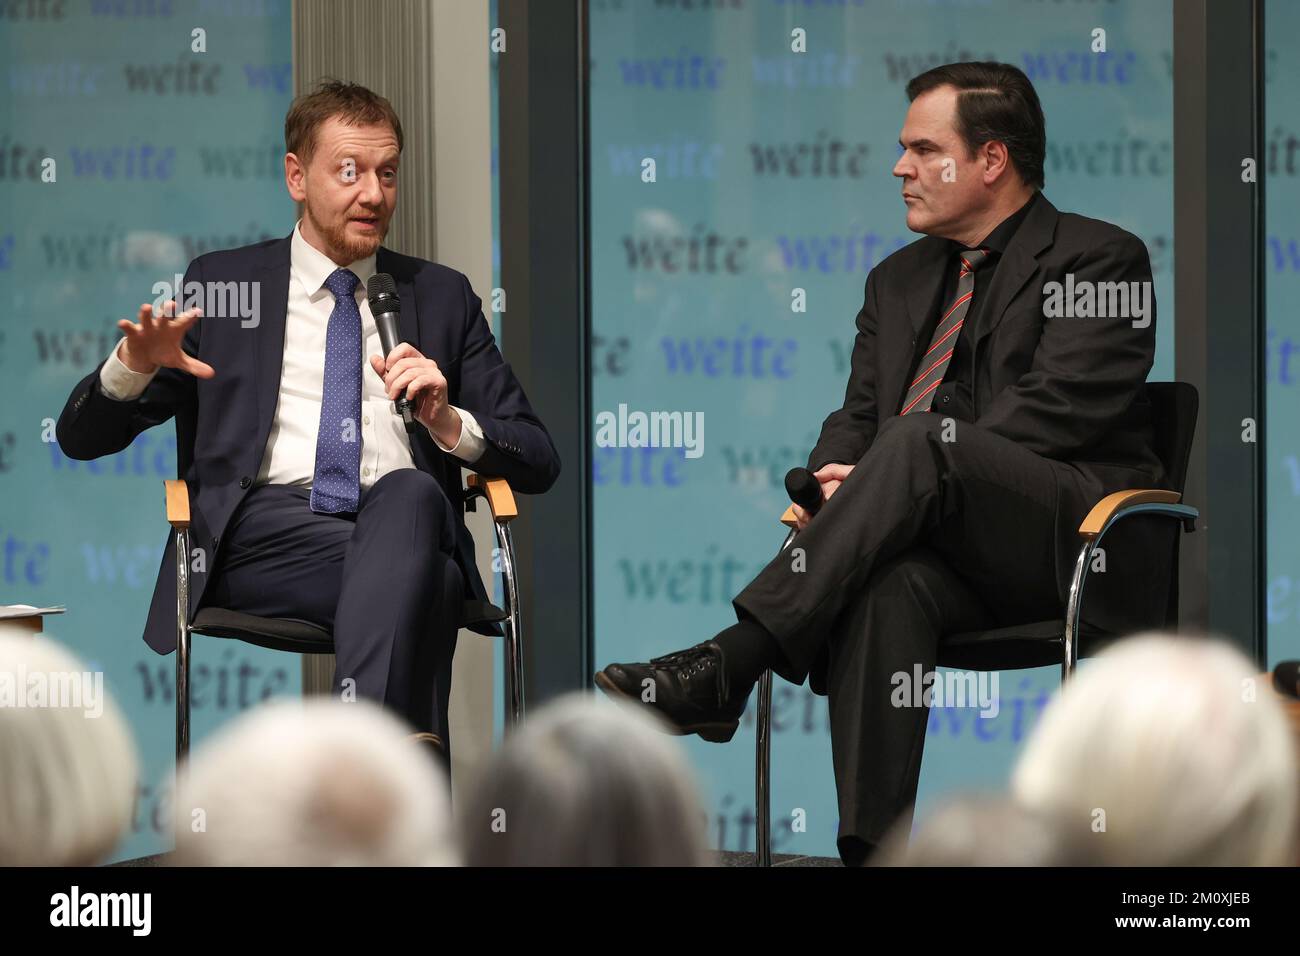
[56,232,560,654]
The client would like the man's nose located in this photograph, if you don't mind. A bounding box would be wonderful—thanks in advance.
[357,171,385,206]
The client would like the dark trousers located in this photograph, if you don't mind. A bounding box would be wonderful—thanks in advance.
[199,468,464,756]
[734,413,1099,857]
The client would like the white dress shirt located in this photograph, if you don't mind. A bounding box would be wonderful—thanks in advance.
[98,220,485,491]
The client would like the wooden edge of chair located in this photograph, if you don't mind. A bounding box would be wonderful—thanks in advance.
[164,479,191,529]
[1077,489,1181,538]
[777,489,1184,539]
[407,731,445,754]
[467,473,518,523]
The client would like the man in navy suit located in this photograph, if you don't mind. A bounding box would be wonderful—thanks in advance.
[56,81,559,754]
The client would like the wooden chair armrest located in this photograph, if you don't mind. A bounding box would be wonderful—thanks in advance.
[164,479,190,529]
[778,490,1185,538]
[1078,489,1181,538]
[467,474,518,523]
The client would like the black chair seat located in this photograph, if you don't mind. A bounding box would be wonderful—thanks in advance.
[191,600,509,655]
[191,608,333,653]
[938,619,1119,671]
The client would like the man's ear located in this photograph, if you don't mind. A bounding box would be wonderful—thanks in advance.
[982,141,1011,185]
[285,152,307,203]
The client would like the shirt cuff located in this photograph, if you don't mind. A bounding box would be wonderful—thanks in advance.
[99,339,159,401]
[429,406,486,464]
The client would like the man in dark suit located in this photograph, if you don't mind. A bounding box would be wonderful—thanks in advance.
[596,62,1170,864]
[56,81,559,757]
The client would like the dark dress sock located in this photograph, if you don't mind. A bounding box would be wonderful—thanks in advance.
[713,617,790,694]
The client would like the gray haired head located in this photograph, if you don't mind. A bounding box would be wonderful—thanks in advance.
[460,693,710,866]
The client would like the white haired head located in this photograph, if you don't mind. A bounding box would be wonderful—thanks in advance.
[873,794,1088,866]
[175,698,452,866]
[460,693,710,866]
[0,634,137,866]
[1012,633,1299,866]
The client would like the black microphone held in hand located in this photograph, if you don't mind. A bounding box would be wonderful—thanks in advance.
[785,467,824,520]
[366,272,417,434]
[1272,660,1300,700]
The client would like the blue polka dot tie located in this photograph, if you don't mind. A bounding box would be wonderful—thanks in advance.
[309,268,362,514]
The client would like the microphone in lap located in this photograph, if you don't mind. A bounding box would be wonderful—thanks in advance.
[1272,660,1300,700]
[785,467,825,521]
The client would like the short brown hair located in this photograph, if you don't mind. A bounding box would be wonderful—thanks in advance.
[284,79,404,167]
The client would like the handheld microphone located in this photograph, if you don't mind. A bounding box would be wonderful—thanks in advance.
[1272,660,1300,700]
[784,467,824,519]
[366,272,417,434]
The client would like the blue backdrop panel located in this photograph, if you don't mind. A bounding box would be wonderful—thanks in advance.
[1,0,296,862]
[1266,0,1300,673]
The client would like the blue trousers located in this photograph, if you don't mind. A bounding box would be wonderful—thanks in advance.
[199,469,464,757]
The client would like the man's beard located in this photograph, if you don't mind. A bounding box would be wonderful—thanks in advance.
[305,198,387,265]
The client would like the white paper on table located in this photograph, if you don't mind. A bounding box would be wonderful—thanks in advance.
[0,605,67,620]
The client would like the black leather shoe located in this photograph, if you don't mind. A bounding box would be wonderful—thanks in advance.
[594,641,748,742]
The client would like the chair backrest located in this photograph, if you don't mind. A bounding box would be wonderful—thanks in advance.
[1144,381,1198,493]
[1142,381,1198,629]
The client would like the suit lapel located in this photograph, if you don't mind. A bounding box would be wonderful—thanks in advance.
[376,246,421,353]
[970,194,1058,350]
[253,233,293,459]
[903,235,949,337]
[878,235,949,416]
[375,246,432,472]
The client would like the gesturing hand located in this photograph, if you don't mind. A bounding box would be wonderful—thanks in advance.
[116,300,214,378]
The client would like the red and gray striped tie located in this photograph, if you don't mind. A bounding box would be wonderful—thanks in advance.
[899,247,990,415]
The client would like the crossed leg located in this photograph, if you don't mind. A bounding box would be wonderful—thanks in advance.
[200,469,463,752]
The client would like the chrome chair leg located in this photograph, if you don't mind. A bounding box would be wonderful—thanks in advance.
[495,520,524,729]
[175,527,192,764]
[1062,539,1094,684]
[755,526,799,867]
[755,667,773,867]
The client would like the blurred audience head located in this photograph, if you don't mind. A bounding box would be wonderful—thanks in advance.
[460,693,710,866]
[0,634,137,866]
[873,794,1088,866]
[1012,633,1298,866]
[175,698,452,866]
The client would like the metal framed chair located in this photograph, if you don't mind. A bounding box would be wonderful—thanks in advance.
[754,381,1200,866]
[163,472,525,763]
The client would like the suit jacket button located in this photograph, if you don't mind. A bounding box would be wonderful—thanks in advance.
[239,476,251,489]
[941,395,950,404]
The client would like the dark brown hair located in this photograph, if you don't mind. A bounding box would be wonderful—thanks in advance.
[284,79,404,167]
[905,62,1046,190]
